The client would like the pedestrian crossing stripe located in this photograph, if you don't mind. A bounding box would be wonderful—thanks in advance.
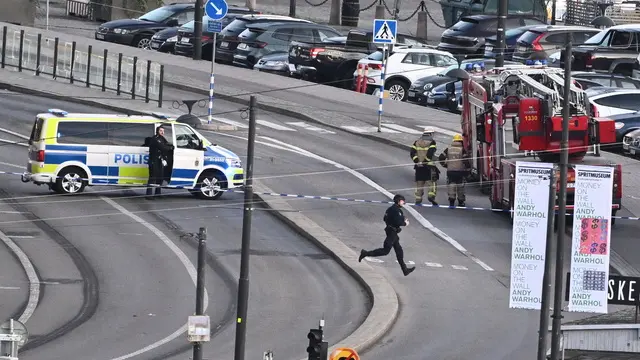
[373,19,397,44]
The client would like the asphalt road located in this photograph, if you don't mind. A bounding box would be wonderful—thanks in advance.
[0,93,368,360]
[195,104,639,359]
[0,235,28,323]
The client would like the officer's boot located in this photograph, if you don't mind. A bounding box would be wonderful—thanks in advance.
[402,264,415,276]
[449,198,456,207]
[358,250,367,262]
[146,186,154,200]
[458,200,465,207]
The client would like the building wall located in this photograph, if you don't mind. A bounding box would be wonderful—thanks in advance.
[0,0,37,26]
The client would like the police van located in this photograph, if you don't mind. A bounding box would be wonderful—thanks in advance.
[21,109,244,199]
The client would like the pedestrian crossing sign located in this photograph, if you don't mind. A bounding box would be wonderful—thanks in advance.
[373,19,397,44]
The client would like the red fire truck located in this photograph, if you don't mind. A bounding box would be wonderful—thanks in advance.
[459,64,622,223]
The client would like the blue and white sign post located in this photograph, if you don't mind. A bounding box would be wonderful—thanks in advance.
[372,19,397,132]
[204,0,228,123]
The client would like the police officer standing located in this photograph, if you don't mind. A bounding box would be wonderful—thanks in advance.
[410,127,439,206]
[358,194,416,276]
[438,133,470,207]
[146,125,174,199]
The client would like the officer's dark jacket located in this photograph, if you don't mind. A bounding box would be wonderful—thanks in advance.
[383,204,406,229]
[148,135,173,163]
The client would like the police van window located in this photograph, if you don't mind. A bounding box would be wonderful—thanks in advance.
[159,124,173,145]
[108,123,155,146]
[175,124,201,149]
[57,121,109,145]
[29,117,44,142]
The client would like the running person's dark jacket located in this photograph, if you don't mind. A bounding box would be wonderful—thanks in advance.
[384,204,406,232]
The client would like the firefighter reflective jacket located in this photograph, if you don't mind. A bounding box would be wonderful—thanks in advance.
[438,141,470,175]
[411,138,436,165]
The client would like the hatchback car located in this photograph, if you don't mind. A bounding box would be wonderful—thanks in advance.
[572,72,640,90]
[95,3,195,49]
[484,25,542,60]
[586,87,640,117]
[233,22,341,68]
[215,14,312,64]
[511,25,600,63]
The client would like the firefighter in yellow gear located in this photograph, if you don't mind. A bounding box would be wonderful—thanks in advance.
[438,133,471,207]
[410,127,439,205]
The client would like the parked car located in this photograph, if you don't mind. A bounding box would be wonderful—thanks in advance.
[622,128,640,156]
[562,24,640,76]
[253,52,291,76]
[233,22,341,68]
[425,81,463,112]
[437,15,545,57]
[150,27,179,53]
[214,14,312,64]
[602,112,640,150]
[95,3,195,49]
[408,59,520,106]
[511,25,600,63]
[484,25,542,60]
[632,53,640,79]
[288,28,432,87]
[572,72,640,90]
[353,47,457,101]
[172,8,261,60]
[586,87,640,117]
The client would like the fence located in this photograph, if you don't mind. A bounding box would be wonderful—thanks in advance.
[565,0,640,26]
[0,26,165,107]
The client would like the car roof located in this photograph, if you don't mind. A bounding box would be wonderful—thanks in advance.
[607,24,640,31]
[163,3,195,10]
[248,22,330,30]
[392,47,452,56]
[574,72,640,81]
[525,24,601,32]
[585,86,640,97]
[238,14,310,22]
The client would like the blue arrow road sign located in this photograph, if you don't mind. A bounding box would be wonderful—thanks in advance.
[205,0,228,20]
[372,19,397,44]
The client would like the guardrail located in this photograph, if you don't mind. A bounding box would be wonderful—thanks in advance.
[0,26,165,107]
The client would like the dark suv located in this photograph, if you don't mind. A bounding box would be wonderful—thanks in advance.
[233,22,341,68]
[95,3,195,49]
[214,14,312,64]
[437,15,545,56]
[511,25,600,63]
[172,8,260,60]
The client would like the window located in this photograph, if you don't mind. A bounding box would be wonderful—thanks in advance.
[175,124,201,149]
[291,28,314,42]
[316,29,339,41]
[518,30,543,45]
[138,7,175,22]
[30,117,44,142]
[56,121,109,145]
[451,19,478,32]
[175,10,194,25]
[545,33,566,44]
[108,123,155,147]
[611,31,632,47]
[432,54,457,67]
[584,29,611,46]
[367,51,384,61]
[594,93,640,110]
[402,52,432,66]
[221,18,249,36]
[575,31,600,44]
[272,28,293,41]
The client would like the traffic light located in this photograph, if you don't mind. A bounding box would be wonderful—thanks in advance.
[306,328,328,360]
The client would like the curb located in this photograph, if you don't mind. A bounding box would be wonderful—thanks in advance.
[252,181,399,358]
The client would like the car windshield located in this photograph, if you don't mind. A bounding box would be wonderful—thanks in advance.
[181,20,195,30]
[139,7,174,22]
[367,51,383,60]
[438,64,460,75]
[583,29,609,45]
[451,19,478,32]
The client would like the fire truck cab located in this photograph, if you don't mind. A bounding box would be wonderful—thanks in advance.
[459,64,622,223]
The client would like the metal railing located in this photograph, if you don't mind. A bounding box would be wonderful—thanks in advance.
[565,0,640,26]
[66,0,93,19]
[0,26,165,107]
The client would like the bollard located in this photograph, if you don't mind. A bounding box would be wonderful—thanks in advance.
[117,53,123,95]
[131,56,137,99]
[53,37,59,78]
[361,65,369,93]
[86,45,92,87]
[18,30,24,72]
[355,63,363,93]
[1,26,6,68]
[145,60,151,103]
[417,11,428,41]
[36,34,42,76]
[158,65,164,108]
[102,49,107,92]
[70,41,76,83]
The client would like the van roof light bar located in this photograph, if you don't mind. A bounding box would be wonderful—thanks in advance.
[47,109,68,117]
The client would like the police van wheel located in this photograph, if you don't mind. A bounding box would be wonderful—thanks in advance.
[54,167,87,195]
[195,171,226,200]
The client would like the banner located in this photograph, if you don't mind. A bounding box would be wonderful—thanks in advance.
[509,161,553,310]
[568,165,615,313]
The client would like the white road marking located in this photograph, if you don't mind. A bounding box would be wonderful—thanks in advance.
[0,211,26,214]
[364,257,384,263]
[257,120,296,131]
[117,233,144,236]
[425,262,443,267]
[395,260,415,265]
[0,138,28,147]
[0,229,40,323]
[382,123,423,134]
[0,286,20,290]
[0,161,24,168]
[8,235,34,239]
[341,126,400,134]
[286,121,336,134]
[257,136,494,272]
[101,197,210,360]
[415,125,459,137]
[0,126,30,140]
[212,117,248,129]
[451,265,468,270]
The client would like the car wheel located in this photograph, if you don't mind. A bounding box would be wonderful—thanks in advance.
[54,166,88,195]
[386,80,408,101]
[134,35,151,49]
[193,170,227,200]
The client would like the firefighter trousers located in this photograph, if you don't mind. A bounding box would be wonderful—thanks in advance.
[447,178,466,203]
[415,172,437,203]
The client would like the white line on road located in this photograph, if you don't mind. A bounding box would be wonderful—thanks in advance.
[210,117,248,129]
[101,197,210,360]
[451,265,469,270]
[425,262,443,267]
[382,123,423,134]
[258,136,494,272]
[286,121,336,134]
[0,161,24,169]
[7,235,34,239]
[0,229,40,323]
[341,126,400,134]
[0,138,28,147]
[257,120,297,131]
[0,286,21,290]
[0,126,30,140]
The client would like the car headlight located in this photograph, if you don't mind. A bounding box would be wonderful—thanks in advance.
[226,158,242,168]
[114,28,131,34]
[423,83,433,90]
[265,60,286,66]
[615,122,625,129]
[167,36,178,42]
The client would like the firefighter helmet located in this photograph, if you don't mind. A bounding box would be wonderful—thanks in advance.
[453,133,463,142]
[423,126,435,134]
[393,194,405,204]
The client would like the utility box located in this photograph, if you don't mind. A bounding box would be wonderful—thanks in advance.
[0,0,37,26]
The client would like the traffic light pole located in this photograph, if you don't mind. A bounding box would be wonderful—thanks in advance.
[234,96,257,360]
[549,32,573,360]
[193,0,204,60]
[193,227,207,360]
[495,0,507,67]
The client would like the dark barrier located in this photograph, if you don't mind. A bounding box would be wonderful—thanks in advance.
[0,26,165,107]
[341,0,360,27]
